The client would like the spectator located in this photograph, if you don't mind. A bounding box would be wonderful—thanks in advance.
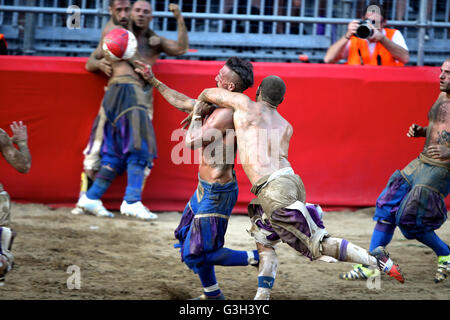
[0,34,7,55]
[323,1,409,66]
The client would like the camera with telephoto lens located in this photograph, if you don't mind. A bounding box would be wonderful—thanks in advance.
[356,19,374,39]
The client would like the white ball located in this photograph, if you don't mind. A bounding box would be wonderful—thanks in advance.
[102,28,137,61]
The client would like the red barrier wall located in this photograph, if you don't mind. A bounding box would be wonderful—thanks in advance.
[0,56,447,213]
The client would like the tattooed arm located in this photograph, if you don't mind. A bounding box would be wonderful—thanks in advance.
[134,60,195,112]
[0,122,31,173]
[198,88,251,112]
[152,80,196,113]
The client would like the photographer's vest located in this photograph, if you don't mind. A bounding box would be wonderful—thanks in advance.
[347,28,404,66]
[0,34,7,55]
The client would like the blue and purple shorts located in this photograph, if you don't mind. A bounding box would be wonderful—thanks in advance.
[174,176,238,273]
[375,157,449,237]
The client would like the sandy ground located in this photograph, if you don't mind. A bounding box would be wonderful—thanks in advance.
[0,202,449,300]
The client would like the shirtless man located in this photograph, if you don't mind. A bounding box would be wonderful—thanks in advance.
[0,121,31,285]
[340,58,450,283]
[134,57,259,300]
[75,0,188,220]
[197,76,405,300]
[85,1,188,77]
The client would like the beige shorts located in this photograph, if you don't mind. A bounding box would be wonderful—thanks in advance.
[248,167,328,260]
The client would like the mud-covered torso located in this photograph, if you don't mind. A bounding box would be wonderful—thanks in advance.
[136,31,161,66]
[111,60,143,84]
[233,104,292,185]
[424,95,450,159]
[198,108,236,184]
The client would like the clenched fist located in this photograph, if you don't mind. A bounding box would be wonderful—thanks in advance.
[169,3,181,18]
[406,124,426,138]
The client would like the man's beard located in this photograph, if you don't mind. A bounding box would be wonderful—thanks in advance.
[113,16,129,27]
[119,19,129,27]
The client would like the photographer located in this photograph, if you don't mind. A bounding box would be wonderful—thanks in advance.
[324,2,409,66]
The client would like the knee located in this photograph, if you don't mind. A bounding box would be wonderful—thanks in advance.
[398,227,416,240]
[96,165,117,182]
[374,220,396,235]
[249,221,281,249]
[320,237,340,256]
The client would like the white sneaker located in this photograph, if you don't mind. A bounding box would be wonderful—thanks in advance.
[76,194,114,218]
[71,206,85,215]
[254,288,271,300]
[120,201,158,221]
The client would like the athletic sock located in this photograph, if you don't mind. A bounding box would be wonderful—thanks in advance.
[86,166,116,200]
[247,250,259,266]
[124,162,146,204]
[254,251,278,300]
[204,247,251,266]
[369,221,395,252]
[257,275,275,290]
[86,178,112,200]
[321,237,377,267]
[197,264,221,297]
[416,231,450,257]
[78,172,93,199]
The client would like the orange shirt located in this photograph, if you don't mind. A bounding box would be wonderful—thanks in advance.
[0,34,7,48]
[347,28,404,66]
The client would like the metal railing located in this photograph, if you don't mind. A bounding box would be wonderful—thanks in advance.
[0,0,449,65]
